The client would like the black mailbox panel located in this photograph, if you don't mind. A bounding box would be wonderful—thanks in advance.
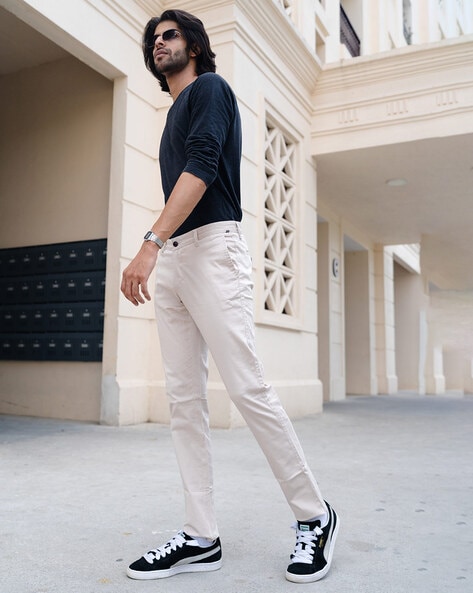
[1,333,103,362]
[0,239,106,362]
[0,239,107,277]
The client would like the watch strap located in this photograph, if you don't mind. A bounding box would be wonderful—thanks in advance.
[144,231,164,249]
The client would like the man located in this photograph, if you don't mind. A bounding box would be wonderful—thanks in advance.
[121,9,339,584]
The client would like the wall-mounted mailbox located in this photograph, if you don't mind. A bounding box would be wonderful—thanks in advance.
[0,239,106,362]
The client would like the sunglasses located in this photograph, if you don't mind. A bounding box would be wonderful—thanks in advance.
[147,29,182,48]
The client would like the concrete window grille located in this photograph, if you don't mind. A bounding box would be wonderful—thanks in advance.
[275,0,294,21]
[263,119,297,317]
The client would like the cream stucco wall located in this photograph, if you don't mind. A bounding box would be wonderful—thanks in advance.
[0,56,113,421]
[1,0,471,425]
[428,290,473,395]
[190,1,324,424]
[316,200,426,401]
[0,0,325,426]
[374,246,398,394]
[345,250,374,394]
[0,57,112,246]
[394,263,425,391]
[316,202,346,402]
[0,0,166,425]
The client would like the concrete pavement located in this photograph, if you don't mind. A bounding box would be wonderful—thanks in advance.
[1,392,472,593]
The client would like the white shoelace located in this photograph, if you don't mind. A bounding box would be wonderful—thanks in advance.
[291,524,323,564]
[143,531,189,564]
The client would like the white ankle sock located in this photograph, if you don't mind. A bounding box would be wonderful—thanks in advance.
[307,513,328,528]
[192,536,215,548]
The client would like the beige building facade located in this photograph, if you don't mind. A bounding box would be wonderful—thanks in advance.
[0,0,472,426]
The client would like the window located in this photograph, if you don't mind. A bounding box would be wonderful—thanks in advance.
[403,0,413,44]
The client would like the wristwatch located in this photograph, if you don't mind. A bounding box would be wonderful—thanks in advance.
[144,231,164,249]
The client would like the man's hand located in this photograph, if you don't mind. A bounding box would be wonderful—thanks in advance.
[121,174,206,306]
[121,242,159,306]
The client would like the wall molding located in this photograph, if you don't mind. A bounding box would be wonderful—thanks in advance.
[312,36,473,153]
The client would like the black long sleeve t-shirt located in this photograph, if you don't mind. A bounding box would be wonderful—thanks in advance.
[159,72,243,237]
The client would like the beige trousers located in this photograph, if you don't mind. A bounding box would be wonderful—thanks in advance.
[154,221,326,540]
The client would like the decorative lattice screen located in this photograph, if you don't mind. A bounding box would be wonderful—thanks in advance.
[274,0,294,20]
[263,120,297,317]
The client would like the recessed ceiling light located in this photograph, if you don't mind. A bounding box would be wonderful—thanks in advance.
[386,178,407,187]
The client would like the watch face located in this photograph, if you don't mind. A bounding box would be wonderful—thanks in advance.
[144,231,163,248]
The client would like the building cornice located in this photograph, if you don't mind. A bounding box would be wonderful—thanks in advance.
[317,35,473,92]
[312,35,473,154]
[133,0,163,15]
[233,0,321,94]
[82,0,162,38]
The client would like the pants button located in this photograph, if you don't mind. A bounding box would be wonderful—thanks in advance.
[173,241,179,247]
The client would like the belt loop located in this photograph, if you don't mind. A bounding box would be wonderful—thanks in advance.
[193,228,199,246]
[236,221,242,239]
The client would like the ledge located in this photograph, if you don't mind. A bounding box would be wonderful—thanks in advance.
[312,36,473,154]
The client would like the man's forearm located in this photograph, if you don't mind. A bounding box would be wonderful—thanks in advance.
[150,172,207,242]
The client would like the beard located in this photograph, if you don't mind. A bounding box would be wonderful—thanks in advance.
[154,47,191,75]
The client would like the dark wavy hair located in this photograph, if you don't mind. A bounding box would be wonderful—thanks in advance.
[142,9,216,92]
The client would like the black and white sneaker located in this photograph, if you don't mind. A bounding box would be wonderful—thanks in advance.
[127,531,222,580]
[286,501,339,583]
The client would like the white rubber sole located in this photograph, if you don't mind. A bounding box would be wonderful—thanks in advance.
[127,558,222,580]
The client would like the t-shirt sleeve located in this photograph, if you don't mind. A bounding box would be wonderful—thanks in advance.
[183,74,235,187]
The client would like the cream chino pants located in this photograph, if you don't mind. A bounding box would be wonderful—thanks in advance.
[154,221,326,540]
